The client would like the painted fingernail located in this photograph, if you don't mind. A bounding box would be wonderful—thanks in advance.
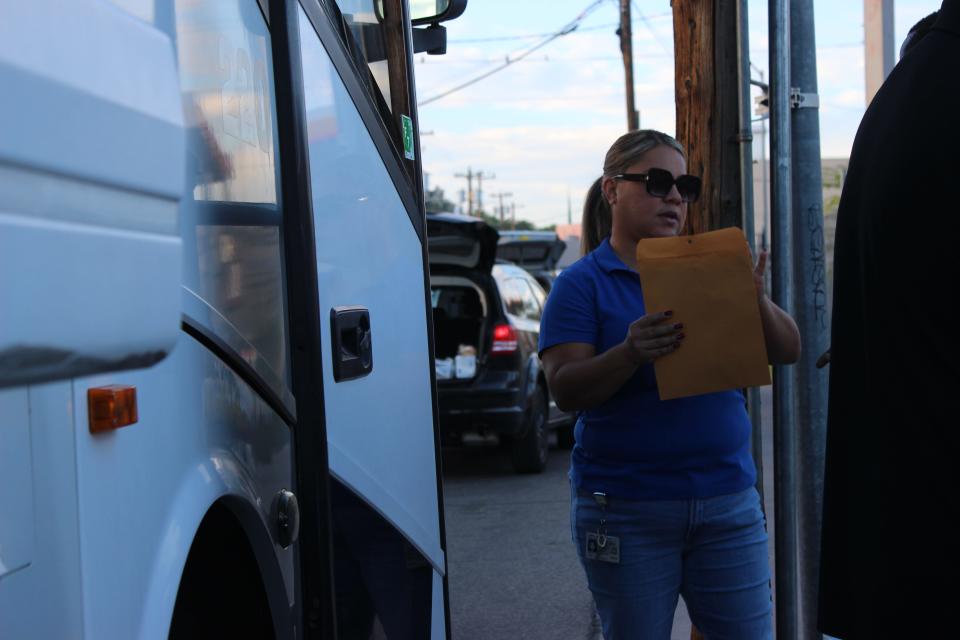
[673,323,683,330]
[664,310,673,317]
[677,333,686,340]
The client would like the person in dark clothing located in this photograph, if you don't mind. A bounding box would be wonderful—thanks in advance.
[818,2,960,637]
[900,10,940,58]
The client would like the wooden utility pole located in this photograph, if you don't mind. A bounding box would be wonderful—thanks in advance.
[476,170,495,213]
[672,0,744,235]
[673,7,767,640]
[619,0,639,131]
[490,192,513,223]
[510,202,525,230]
[454,167,475,215]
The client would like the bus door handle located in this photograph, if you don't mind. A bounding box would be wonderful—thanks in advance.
[330,306,373,382]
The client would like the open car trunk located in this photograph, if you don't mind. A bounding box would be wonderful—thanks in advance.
[431,276,487,382]
[496,231,567,272]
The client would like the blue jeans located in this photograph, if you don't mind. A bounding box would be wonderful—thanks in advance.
[571,486,772,640]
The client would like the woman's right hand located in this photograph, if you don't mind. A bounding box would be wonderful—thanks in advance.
[543,311,683,412]
[622,311,684,365]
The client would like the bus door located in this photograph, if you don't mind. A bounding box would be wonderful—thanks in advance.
[291,1,457,637]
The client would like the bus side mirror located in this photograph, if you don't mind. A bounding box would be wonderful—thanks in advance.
[410,0,466,56]
[411,0,467,26]
[413,24,447,55]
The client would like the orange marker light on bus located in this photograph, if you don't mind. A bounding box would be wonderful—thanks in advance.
[88,385,138,434]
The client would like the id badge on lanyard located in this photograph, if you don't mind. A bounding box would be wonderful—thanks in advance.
[584,492,620,564]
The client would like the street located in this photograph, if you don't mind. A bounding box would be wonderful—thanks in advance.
[0,0,896,636]
[442,441,698,640]
[442,387,776,639]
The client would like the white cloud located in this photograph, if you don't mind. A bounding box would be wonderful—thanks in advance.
[422,123,627,226]
[415,0,935,228]
[833,89,865,109]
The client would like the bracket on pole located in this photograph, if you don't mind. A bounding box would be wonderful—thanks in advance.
[790,88,819,109]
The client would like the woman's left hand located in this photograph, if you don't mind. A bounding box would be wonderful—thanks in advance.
[751,249,802,363]
[753,250,768,303]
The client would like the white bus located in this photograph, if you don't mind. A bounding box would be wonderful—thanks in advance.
[0,0,464,637]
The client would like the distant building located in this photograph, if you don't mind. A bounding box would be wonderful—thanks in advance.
[753,157,848,312]
[553,223,582,269]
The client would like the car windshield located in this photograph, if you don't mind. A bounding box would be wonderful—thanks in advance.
[497,244,551,265]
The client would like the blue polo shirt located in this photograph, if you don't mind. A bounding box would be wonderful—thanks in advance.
[539,238,756,500]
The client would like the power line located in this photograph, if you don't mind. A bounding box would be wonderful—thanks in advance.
[632,1,673,54]
[418,0,609,107]
[450,21,617,43]
[448,12,671,44]
[417,53,671,65]
[749,41,864,53]
[425,93,625,104]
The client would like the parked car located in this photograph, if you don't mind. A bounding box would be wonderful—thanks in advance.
[495,230,568,292]
[427,214,574,473]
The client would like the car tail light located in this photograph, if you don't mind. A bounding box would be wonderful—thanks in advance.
[491,323,518,354]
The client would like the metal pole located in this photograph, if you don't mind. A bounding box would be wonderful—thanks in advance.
[761,114,769,252]
[753,69,771,253]
[737,0,764,506]
[769,1,799,638]
[790,1,830,637]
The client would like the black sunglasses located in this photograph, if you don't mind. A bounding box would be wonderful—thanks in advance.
[612,168,702,203]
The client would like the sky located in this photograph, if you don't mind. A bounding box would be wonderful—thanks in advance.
[413,0,940,228]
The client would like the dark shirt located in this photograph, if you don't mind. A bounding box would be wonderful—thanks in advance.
[819,1,960,635]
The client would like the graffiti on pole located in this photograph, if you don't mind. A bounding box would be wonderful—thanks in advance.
[807,203,829,330]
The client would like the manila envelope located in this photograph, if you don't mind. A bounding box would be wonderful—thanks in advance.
[635,227,771,400]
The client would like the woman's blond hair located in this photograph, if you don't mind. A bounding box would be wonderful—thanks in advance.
[580,177,610,256]
[602,129,686,177]
[580,130,687,254]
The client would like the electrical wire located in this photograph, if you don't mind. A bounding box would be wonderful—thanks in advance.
[632,1,673,54]
[417,52,672,65]
[449,21,618,44]
[749,41,863,53]
[418,0,610,107]
[448,12,671,44]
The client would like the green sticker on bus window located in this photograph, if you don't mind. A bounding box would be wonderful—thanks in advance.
[401,114,415,160]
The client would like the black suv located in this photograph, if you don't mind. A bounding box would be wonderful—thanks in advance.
[427,214,573,473]
[495,230,569,293]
